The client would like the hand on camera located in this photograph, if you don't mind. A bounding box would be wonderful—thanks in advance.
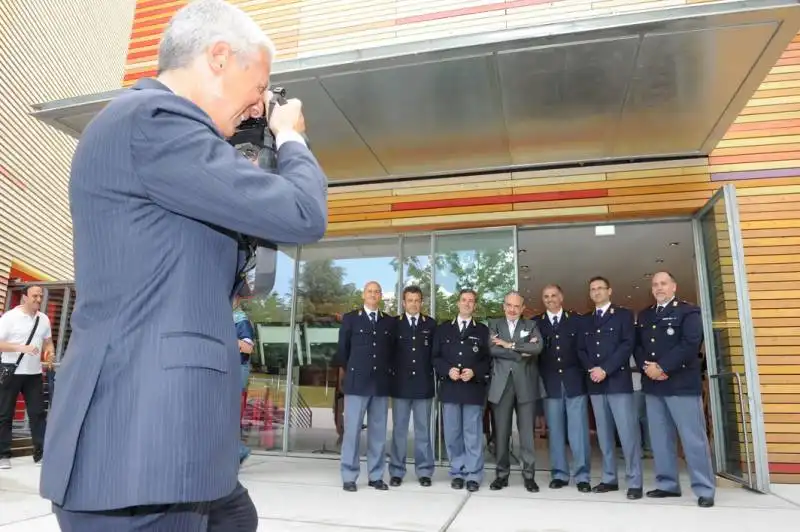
[267,97,306,136]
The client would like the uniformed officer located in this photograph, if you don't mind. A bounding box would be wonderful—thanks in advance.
[578,276,642,499]
[635,271,715,508]
[535,284,591,493]
[388,285,436,487]
[335,281,396,492]
[432,289,491,492]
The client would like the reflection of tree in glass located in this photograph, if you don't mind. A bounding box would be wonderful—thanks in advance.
[240,292,292,326]
[393,248,515,322]
[296,260,395,322]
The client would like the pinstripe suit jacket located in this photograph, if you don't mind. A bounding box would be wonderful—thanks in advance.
[39,78,327,511]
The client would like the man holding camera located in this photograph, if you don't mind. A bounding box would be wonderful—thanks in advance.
[40,1,327,530]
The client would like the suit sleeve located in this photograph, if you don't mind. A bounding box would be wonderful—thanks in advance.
[576,316,593,370]
[514,321,544,356]
[659,309,704,374]
[432,325,451,378]
[235,319,255,342]
[131,103,327,244]
[601,310,635,376]
[473,327,493,383]
[334,315,352,369]
[633,316,645,369]
[488,319,520,361]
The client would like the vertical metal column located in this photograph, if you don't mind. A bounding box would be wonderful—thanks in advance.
[282,245,302,455]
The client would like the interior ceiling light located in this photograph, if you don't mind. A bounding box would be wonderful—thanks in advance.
[655,258,664,263]
[595,225,615,236]
[669,242,680,246]
[520,265,530,271]
[644,273,653,278]
[518,248,527,253]
[522,275,531,280]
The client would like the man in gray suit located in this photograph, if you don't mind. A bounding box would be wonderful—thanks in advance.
[487,291,544,492]
[39,1,327,530]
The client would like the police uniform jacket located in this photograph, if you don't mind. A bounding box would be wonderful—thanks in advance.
[335,308,396,397]
[392,313,437,400]
[432,318,491,406]
[634,299,704,396]
[578,304,635,395]
[535,311,587,398]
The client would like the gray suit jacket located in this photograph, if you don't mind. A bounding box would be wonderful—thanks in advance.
[487,318,544,405]
[39,78,327,511]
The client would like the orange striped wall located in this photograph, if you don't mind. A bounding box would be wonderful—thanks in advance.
[120,1,800,481]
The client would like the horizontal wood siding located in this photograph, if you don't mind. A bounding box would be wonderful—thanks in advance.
[122,0,689,85]
[0,0,137,285]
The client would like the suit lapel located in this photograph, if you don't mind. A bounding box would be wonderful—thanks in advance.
[596,306,614,327]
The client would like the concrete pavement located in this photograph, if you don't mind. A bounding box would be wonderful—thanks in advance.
[2,454,800,531]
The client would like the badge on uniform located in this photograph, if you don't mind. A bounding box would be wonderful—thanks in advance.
[472,345,479,353]
[667,327,675,336]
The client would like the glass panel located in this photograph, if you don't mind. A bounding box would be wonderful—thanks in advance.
[431,228,517,464]
[240,247,297,452]
[696,190,755,487]
[433,229,517,322]
[400,235,433,306]
[289,237,400,453]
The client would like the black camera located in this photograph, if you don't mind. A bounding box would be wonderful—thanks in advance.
[228,86,292,298]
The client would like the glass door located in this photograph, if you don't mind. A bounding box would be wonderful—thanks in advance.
[693,183,769,492]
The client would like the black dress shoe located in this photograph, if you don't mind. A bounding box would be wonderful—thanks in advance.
[466,481,480,492]
[489,477,509,491]
[698,497,715,508]
[524,479,540,493]
[389,477,402,487]
[368,480,389,490]
[592,483,619,493]
[577,482,591,493]
[343,482,357,492]
[549,479,568,489]
[627,488,643,500]
[419,477,432,487]
[451,478,465,490]
[646,489,681,498]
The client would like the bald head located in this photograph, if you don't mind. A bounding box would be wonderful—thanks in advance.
[651,271,677,305]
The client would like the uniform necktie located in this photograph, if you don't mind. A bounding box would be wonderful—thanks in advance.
[552,315,559,328]
[369,312,376,324]
[461,320,467,332]
[411,316,417,329]
[596,309,603,319]
[656,306,664,315]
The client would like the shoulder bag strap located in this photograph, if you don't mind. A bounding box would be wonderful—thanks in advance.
[12,315,40,368]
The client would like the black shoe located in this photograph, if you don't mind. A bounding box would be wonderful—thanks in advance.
[698,497,715,508]
[524,479,540,493]
[389,477,402,487]
[627,488,643,500]
[592,483,619,493]
[451,478,465,490]
[368,480,389,490]
[466,481,480,492]
[489,477,509,491]
[577,482,591,493]
[343,482,357,492]
[549,479,568,489]
[646,489,681,498]
[32,449,43,464]
[419,477,432,487]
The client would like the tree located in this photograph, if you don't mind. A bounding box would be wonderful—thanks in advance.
[392,247,515,322]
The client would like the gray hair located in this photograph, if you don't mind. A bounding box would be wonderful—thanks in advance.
[157,0,276,74]
[504,290,525,303]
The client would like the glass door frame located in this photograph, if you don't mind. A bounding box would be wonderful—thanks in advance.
[692,183,770,493]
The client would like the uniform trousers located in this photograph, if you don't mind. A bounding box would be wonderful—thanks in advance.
[340,394,389,484]
[590,393,642,489]
[646,394,715,498]
[389,397,434,479]
[53,482,257,531]
[442,403,484,483]
[544,384,591,483]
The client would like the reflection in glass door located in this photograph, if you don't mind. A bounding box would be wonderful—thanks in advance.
[430,228,518,466]
[288,237,401,454]
[693,184,769,492]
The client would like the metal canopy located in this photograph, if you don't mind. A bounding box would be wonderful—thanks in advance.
[30,0,800,183]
